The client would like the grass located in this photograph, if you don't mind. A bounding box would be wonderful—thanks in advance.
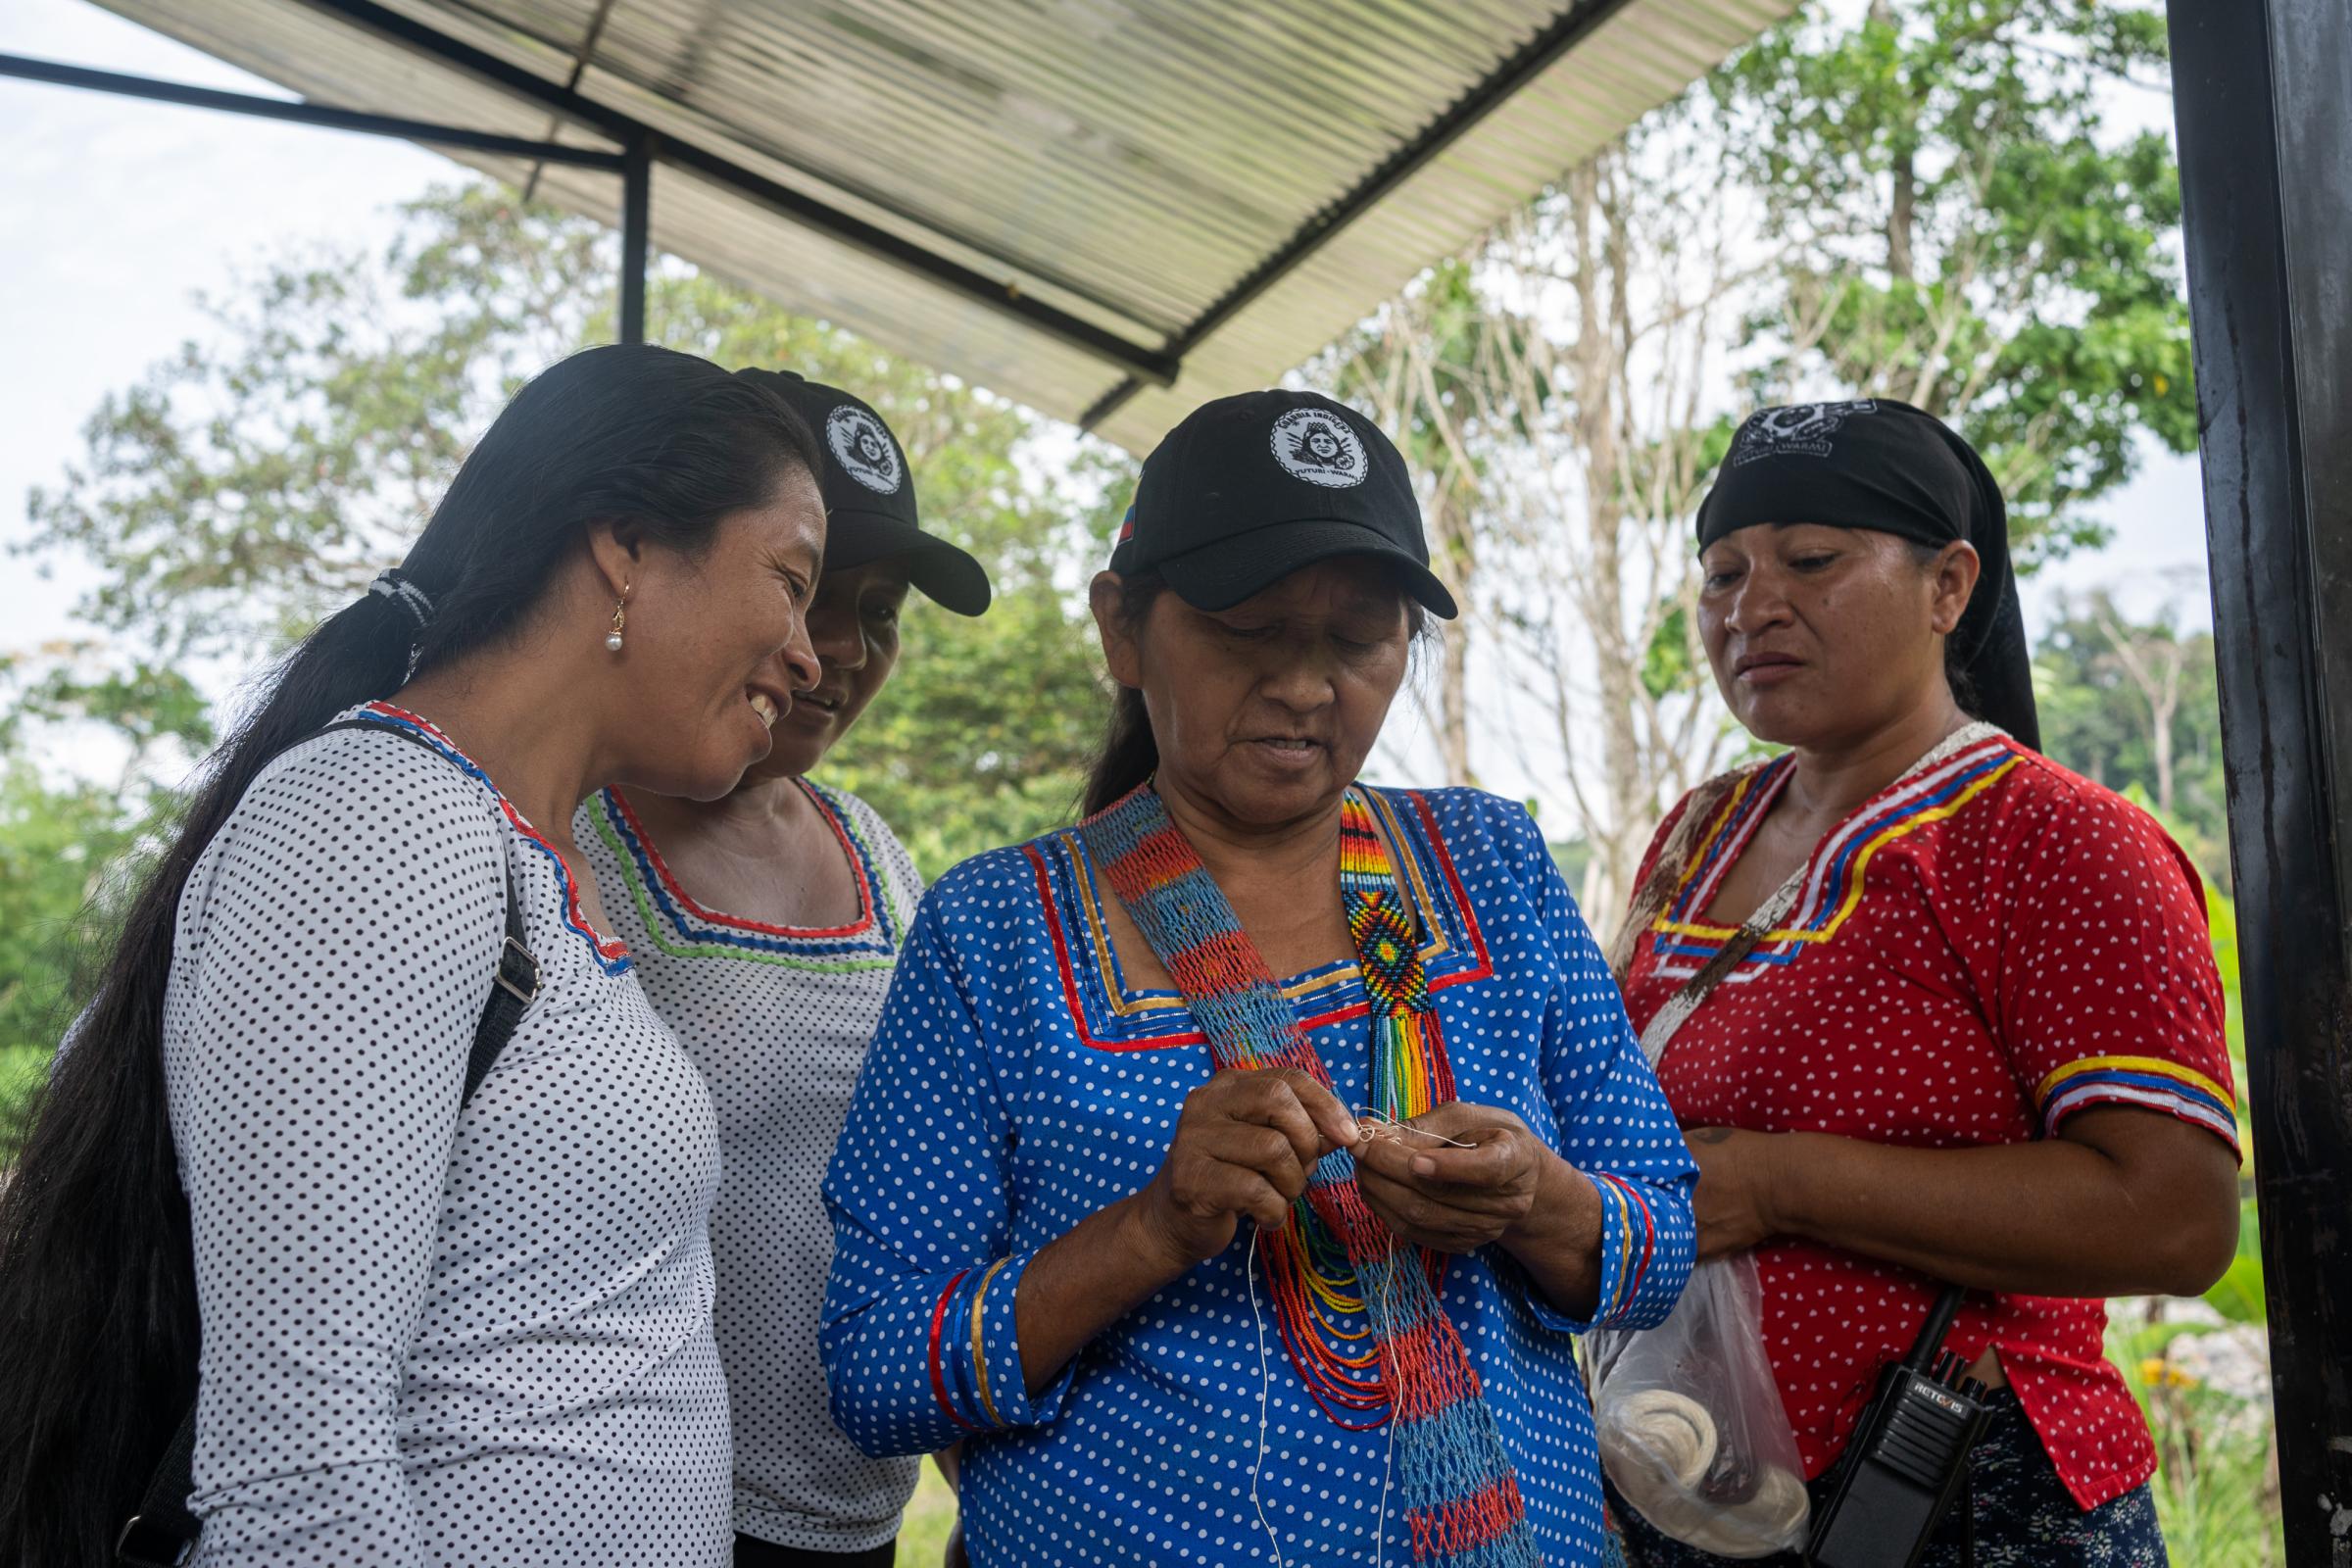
[2110,1302,2283,1567]
[897,1459,958,1566]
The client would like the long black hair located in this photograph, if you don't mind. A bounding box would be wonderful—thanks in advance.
[0,343,818,1566]
[1082,574,1172,817]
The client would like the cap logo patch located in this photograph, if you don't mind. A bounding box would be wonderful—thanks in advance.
[1732,400,1879,466]
[1269,408,1368,489]
[825,405,904,495]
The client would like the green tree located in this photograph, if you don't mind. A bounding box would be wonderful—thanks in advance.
[1719,0,2195,561]
[0,655,212,1134]
[21,183,1124,882]
[2033,591,2229,887]
[1309,0,2195,906]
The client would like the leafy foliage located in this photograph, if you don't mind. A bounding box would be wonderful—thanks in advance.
[1718,0,2196,562]
[0,656,211,1084]
[2034,594,2229,887]
[18,183,1127,883]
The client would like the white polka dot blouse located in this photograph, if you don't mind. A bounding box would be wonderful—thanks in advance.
[161,704,730,1566]
[577,780,927,1553]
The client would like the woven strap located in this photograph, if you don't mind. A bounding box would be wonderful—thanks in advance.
[1080,784,1541,1567]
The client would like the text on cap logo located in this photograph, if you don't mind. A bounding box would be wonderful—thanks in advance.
[826,405,905,494]
[1269,408,1368,489]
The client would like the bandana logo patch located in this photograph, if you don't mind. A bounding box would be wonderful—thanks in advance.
[1269,408,1368,488]
[826,405,904,495]
[1732,400,1880,466]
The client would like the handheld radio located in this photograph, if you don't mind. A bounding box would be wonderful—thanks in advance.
[1805,1287,1991,1568]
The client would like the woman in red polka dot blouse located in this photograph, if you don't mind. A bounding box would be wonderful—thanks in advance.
[1607,401,2240,1567]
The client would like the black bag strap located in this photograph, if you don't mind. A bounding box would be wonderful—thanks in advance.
[117,717,539,1567]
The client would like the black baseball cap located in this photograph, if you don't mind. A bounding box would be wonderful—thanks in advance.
[1108,389,1456,619]
[737,368,992,615]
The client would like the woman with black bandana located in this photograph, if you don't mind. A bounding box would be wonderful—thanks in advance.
[1605,400,2239,1566]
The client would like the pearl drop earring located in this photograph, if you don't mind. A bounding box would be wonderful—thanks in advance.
[606,588,628,653]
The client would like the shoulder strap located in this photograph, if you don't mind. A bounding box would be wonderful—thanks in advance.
[1623,723,2009,1070]
[1603,767,1748,987]
[118,717,537,1568]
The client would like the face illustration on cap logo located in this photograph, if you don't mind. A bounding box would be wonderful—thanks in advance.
[1732,400,1879,466]
[1269,407,1369,488]
[825,405,905,494]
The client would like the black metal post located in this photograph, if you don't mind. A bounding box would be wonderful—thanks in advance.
[619,134,651,346]
[2166,3,2352,1563]
[0,52,623,170]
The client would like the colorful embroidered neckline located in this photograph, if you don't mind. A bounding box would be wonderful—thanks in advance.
[355,701,632,973]
[1028,786,1494,1052]
[1648,731,2026,981]
[591,781,902,969]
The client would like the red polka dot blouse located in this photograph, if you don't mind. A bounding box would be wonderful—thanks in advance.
[1619,729,2238,1511]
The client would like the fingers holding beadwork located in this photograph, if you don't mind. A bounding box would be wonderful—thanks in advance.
[1261,1067,1360,1152]
[1223,1123,1311,1202]
[1353,1168,1520,1252]
[1195,1066,1351,1168]
[1139,1070,1331,1262]
[1191,1158,1298,1232]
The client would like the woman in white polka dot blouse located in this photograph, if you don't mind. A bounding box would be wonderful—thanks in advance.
[821,391,1696,1568]
[0,346,835,1568]
[576,372,991,1568]
[1608,403,2238,1566]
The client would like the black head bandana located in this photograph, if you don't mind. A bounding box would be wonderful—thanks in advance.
[1693,398,2038,751]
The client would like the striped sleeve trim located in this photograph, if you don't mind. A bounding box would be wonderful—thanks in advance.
[1589,1172,1657,1319]
[2037,1055,2240,1148]
[926,1268,978,1432]
[967,1256,1014,1427]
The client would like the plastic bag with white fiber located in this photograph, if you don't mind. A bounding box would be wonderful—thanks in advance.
[1587,1253,1810,1558]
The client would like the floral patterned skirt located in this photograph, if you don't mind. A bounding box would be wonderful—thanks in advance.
[1609,1392,2167,1568]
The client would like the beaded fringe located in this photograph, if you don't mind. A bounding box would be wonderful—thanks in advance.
[1082,785,1543,1567]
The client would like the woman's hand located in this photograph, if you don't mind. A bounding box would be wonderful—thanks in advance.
[1352,1102,1547,1253]
[1687,1126,1785,1260]
[1130,1068,1360,1270]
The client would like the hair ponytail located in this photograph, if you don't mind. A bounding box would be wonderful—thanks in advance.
[1082,684,1160,818]
[0,343,816,1566]
[1080,574,1171,817]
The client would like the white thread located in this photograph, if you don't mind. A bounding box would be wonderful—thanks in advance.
[1351,1104,1475,1148]
[1246,1226,1288,1568]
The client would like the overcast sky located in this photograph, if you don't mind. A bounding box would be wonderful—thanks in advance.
[1,0,2220,775]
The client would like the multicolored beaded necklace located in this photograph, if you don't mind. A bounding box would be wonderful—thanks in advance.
[1081,782,1542,1567]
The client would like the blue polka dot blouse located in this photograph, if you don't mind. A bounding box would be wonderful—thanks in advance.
[821,786,1695,1567]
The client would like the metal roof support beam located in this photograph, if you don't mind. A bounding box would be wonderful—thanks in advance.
[619,132,652,346]
[288,0,1181,388]
[0,51,627,169]
[1077,0,1642,431]
[2168,2,2352,1562]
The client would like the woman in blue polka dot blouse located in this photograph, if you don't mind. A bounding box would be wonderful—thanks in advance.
[821,390,1696,1568]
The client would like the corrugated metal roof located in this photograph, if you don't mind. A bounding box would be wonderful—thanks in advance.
[91,0,1789,451]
